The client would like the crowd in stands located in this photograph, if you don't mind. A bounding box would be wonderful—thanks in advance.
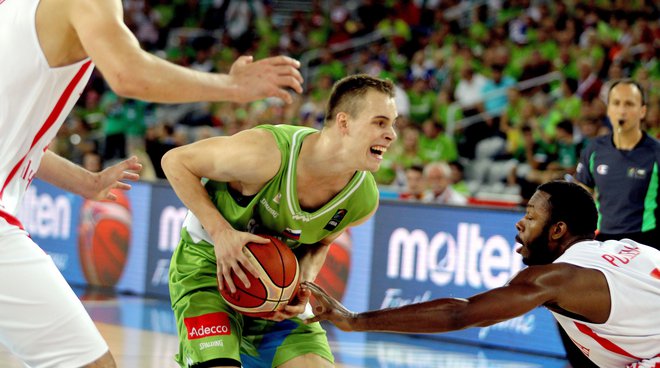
[51,0,659,207]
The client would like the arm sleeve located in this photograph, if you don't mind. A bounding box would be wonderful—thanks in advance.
[575,141,595,188]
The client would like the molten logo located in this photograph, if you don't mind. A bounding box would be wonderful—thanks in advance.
[184,312,231,340]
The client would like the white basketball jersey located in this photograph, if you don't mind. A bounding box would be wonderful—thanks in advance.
[0,0,94,218]
[551,239,660,368]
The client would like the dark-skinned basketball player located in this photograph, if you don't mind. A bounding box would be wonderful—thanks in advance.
[304,181,660,368]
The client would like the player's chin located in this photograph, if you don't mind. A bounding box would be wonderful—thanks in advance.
[365,158,383,172]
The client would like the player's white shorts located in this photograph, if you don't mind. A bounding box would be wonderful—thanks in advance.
[0,214,108,367]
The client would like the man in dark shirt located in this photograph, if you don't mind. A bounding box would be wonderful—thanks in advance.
[569,78,659,368]
[576,79,659,249]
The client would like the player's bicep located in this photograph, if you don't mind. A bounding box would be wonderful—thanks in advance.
[460,266,561,327]
[69,0,142,81]
[168,129,280,184]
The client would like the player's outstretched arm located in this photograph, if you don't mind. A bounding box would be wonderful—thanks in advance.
[36,151,142,201]
[69,0,303,103]
[304,265,565,333]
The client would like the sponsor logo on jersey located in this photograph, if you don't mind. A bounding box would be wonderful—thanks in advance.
[260,198,279,218]
[596,164,608,175]
[273,193,281,204]
[324,209,348,231]
[199,340,224,350]
[627,167,647,179]
[284,228,301,240]
[184,312,231,340]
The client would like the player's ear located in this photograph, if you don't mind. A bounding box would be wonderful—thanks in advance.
[336,112,349,133]
[551,222,567,239]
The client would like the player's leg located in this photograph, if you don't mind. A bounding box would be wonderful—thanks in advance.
[0,223,113,367]
[277,352,334,368]
[169,235,245,367]
[242,304,334,368]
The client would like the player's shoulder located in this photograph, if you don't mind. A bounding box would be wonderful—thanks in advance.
[591,134,613,147]
[643,132,660,149]
[515,262,589,284]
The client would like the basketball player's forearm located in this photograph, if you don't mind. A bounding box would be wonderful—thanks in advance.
[35,151,96,196]
[350,298,471,333]
[106,52,241,103]
[161,152,231,236]
[298,243,330,282]
[71,0,241,104]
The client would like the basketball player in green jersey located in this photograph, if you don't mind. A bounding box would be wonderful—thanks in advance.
[163,74,398,368]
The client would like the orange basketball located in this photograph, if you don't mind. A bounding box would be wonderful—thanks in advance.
[220,235,300,318]
[78,189,132,287]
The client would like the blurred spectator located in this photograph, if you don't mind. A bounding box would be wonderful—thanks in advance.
[418,119,458,163]
[555,78,582,122]
[433,87,463,127]
[356,0,388,35]
[407,78,435,125]
[422,161,468,205]
[82,151,103,173]
[146,123,185,179]
[553,120,582,171]
[448,160,470,196]
[454,63,487,116]
[399,164,426,201]
[390,125,426,173]
[482,64,517,117]
[576,57,603,103]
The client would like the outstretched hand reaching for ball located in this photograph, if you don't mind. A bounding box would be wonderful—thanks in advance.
[302,281,359,331]
[260,286,311,322]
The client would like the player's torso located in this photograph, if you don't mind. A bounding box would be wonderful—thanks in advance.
[184,125,379,248]
[551,240,660,367]
[0,0,93,215]
[588,136,659,233]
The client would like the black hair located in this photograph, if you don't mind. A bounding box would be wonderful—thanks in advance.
[537,181,597,238]
[564,78,578,94]
[608,78,647,106]
[556,120,574,135]
[407,164,425,174]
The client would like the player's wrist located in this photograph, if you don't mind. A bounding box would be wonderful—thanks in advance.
[349,312,364,332]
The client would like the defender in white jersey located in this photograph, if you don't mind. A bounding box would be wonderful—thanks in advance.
[0,0,302,365]
[552,239,660,367]
[305,181,660,368]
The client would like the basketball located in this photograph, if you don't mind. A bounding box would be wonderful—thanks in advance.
[78,189,132,287]
[220,235,300,318]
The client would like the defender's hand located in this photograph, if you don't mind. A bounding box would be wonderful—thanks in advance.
[302,281,358,332]
[89,156,142,201]
[228,55,303,104]
[260,287,310,322]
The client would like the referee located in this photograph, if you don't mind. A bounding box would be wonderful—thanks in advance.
[566,78,660,368]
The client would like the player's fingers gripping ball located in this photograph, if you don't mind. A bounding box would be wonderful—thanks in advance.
[219,235,300,317]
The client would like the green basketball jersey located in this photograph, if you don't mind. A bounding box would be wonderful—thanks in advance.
[182,124,379,249]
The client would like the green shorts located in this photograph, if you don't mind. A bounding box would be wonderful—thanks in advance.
[169,233,334,367]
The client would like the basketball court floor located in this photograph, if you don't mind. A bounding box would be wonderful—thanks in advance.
[0,288,570,368]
